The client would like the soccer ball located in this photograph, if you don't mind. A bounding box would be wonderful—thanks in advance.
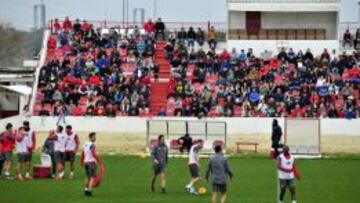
[139,153,147,159]
[198,187,207,195]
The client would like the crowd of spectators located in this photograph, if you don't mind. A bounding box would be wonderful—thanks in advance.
[37,17,158,116]
[164,35,359,119]
[35,18,359,119]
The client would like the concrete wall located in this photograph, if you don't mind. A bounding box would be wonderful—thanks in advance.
[0,116,359,137]
[227,40,339,56]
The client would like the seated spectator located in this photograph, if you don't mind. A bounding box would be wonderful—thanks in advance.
[38,104,50,116]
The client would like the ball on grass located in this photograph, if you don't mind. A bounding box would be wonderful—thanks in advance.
[139,153,147,159]
[198,187,207,195]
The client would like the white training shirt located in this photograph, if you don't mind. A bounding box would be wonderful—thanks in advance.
[83,141,96,163]
[65,132,78,152]
[54,132,67,152]
[25,130,35,149]
[277,153,295,180]
[16,134,28,154]
[188,143,201,166]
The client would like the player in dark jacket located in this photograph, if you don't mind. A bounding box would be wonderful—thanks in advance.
[151,135,169,193]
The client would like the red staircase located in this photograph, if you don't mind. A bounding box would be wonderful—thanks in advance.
[150,83,168,114]
[149,41,170,115]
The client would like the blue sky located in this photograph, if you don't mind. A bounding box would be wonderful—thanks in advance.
[0,0,358,30]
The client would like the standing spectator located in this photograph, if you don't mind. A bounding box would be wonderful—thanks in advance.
[271,119,283,158]
[196,27,205,46]
[144,19,155,35]
[53,18,62,33]
[155,18,165,40]
[206,145,233,203]
[177,27,187,46]
[73,19,82,33]
[63,16,72,32]
[177,133,193,153]
[354,29,360,49]
[343,29,352,48]
[187,27,196,48]
[208,26,218,49]
[24,121,36,179]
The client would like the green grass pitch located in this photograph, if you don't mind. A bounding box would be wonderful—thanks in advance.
[0,155,359,203]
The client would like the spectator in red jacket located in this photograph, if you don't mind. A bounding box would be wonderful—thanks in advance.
[81,20,90,33]
[144,19,155,34]
[53,18,62,33]
[63,16,72,32]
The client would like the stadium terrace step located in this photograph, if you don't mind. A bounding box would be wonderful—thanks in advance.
[149,82,169,114]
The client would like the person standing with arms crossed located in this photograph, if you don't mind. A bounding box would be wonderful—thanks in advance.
[150,134,168,194]
[206,145,233,203]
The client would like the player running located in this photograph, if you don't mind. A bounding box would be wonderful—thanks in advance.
[23,121,36,179]
[64,125,79,179]
[150,134,168,194]
[1,123,15,179]
[277,145,301,203]
[15,127,28,180]
[206,145,233,203]
[186,140,204,195]
[80,132,102,197]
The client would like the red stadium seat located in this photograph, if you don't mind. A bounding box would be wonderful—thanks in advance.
[170,139,182,150]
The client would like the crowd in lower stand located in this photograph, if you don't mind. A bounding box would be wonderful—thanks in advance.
[35,17,359,118]
[36,17,158,116]
[164,40,359,118]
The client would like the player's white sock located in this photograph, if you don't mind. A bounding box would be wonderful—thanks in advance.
[26,172,30,177]
[4,171,10,176]
[59,171,64,178]
[278,201,283,203]
[292,201,296,203]
[186,183,193,188]
[70,171,74,176]
[84,188,89,191]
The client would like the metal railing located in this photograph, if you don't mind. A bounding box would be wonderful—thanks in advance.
[228,0,339,3]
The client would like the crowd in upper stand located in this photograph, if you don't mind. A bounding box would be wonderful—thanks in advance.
[35,17,359,118]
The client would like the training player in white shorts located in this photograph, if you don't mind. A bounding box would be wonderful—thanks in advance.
[186,140,204,195]
[277,145,301,203]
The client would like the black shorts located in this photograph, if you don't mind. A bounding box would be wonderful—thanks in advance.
[54,151,65,163]
[17,153,28,163]
[4,151,13,162]
[212,183,227,193]
[85,163,97,178]
[64,152,76,162]
[189,164,200,178]
[153,164,166,175]
[27,152,33,162]
[280,179,295,189]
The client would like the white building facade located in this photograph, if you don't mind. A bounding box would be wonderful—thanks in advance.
[227,0,340,55]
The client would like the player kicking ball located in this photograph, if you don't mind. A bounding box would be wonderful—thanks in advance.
[186,140,204,195]
[80,132,102,197]
[277,145,301,203]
